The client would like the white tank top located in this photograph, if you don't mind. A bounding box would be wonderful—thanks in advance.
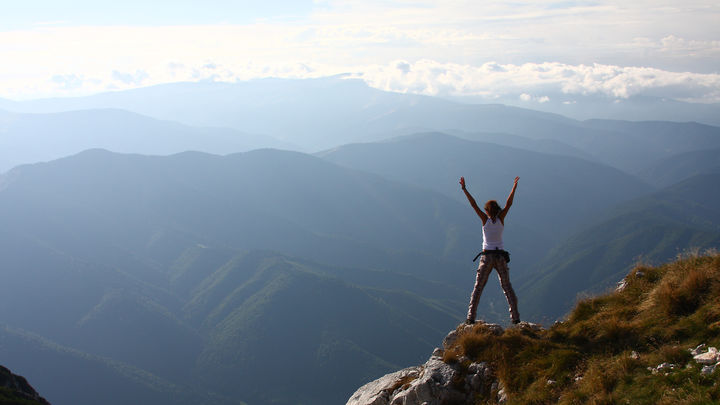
[482,218,504,250]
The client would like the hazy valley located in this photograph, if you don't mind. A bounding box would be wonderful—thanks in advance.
[1,78,719,404]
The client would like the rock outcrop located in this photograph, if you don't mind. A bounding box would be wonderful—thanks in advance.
[0,365,51,404]
[689,345,720,375]
[347,322,517,405]
[350,253,720,404]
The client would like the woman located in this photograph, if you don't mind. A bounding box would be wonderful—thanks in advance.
[460,176,520,325]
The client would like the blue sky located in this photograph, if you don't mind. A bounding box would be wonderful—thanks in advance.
[1,0,718,102]
[1,0,316,27]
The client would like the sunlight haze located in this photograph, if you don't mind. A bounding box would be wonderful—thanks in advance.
[1,0,718,103]
[2,2,720,405]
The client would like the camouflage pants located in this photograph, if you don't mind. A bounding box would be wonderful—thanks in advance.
[466,253,520,323]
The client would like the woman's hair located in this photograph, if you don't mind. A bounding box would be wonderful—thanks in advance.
[484,200,502,219]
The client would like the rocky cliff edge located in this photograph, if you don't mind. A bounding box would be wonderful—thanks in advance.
[0,365,51,405]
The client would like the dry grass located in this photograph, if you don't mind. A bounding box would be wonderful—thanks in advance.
[648,258,714,317]
[443,252,720,404]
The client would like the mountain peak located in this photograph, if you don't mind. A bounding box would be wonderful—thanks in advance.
[348,251,720,404]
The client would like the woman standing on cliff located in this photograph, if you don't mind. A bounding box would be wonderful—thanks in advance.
[460,176,520,325]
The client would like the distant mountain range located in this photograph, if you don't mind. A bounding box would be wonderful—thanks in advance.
[2,77,719,166]
[0,147,477,405]
[2,136,716,403]
[0,325,228,405]
[637,147,720,187]
[318,132,652,248]
[1,77,719,405]
[450,92,720,127]
[0,108,291,173]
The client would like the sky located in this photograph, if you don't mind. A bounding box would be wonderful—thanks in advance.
[1,0,719,103]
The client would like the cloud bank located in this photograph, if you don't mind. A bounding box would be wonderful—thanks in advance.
[0,0,718,102]
[2,54,720,104]
[357,60,720,103]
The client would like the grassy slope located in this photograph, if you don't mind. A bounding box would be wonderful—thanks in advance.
[444,252,720,404]
[0,388,44,405]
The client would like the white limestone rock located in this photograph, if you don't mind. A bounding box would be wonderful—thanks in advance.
[690,343,707,356]
[516,321,543,332]
[651,362,676,375]
[694,347,719,365]
[346,349,492,405]
[348,323,502,405]
[701,362,719,375]
[497,380,508,404]
[346,367,422,405]
[387,357,465,405]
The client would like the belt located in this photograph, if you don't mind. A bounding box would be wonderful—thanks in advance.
[472,249,510,263]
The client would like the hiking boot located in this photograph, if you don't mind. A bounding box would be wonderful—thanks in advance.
[465,319,475,325]
[512,319,520,325]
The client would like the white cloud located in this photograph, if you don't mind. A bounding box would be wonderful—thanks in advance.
[2,48,719,103]
[357,60,720,103]
[51,74,86,90]
[0,0,718,100]
[658,35,720,56]
[519,93,549,103]
[112,70,149,85]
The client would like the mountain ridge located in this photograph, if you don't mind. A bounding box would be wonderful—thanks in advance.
[2,78,718,165]
[319,131,653,253]
[0,108,292,173]
[2,130,718,403]
[520,173,720,320]
[0,148,476,405]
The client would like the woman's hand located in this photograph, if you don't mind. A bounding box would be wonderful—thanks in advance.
[460,176,466,189]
